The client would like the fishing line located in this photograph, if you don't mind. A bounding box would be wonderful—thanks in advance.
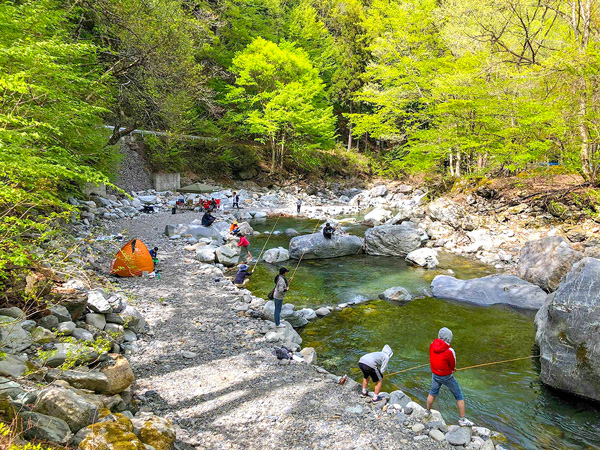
[252,215,282,272]
[289,219,324,284]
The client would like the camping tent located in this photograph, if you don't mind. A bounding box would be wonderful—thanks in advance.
[110,239,154,277]
[179,182,221,193]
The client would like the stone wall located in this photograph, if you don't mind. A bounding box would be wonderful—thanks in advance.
[153,173,180,192]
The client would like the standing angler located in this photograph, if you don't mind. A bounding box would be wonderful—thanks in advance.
[426,327,474,426]
[271,267,290,328]
[358,345,393,403]
[232,191,240,209]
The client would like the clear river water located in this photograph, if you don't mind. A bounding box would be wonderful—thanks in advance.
[238,217,600,450]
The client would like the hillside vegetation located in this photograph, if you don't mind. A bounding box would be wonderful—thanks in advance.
[1,0,600,281]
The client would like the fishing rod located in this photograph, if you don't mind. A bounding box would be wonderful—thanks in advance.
[252,215,282,272]
[386,355,540,377]
[289,219,324,284]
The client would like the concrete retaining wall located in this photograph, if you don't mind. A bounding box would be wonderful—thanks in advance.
[83,182,107,196]
[153,173,180,192]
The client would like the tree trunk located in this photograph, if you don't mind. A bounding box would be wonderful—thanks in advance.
[270,135,277,173]
[347,125,353,152]
[455,150,461,177]
[449,153,455,177]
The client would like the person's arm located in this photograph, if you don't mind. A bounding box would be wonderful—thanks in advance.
[246,271,253,277]
[380,355,390,373]
[448,348,456,372]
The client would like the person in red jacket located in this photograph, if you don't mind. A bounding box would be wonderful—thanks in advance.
[426,327,474,427]
[238,235,252,262]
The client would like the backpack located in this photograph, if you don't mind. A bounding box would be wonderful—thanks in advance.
[273,346,292,360]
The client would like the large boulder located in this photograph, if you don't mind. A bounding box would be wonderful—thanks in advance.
[517,236,583,292]
[0,354,28,378]
[183,225,223,244]
[288,233,363,260]
[405,248,439,269]
[33,386,96,432]
[46,369,109,393]
[20,411,72,445]
[362,208,393,226]
[426,198,467,229]
[264,322,302,349]
[0,316,33,352]
[100,354,135,395]
[215,243,241,266]
[87,290,112,314]
[431,274,547,309]
[79,409,145,450]
[378,287,412,303]
[535,257,600,402]
[263,247,289,264]
[364,224,422,257]
[195,246,217,263]
[132,413,176,450]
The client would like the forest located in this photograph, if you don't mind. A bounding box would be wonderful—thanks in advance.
[1,0,600,272]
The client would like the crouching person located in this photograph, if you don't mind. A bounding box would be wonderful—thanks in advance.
[427,327,473,427]
[358,345,393,403]
[233,264,252,288]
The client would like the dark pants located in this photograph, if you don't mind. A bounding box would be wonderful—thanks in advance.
[233,202,239,209]
[297,205,301,213]
[274,298,283,325]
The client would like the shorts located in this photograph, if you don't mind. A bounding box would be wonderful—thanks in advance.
[359,362,382,382]
[429,373,463,400]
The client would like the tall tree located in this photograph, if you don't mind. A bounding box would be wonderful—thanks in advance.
[226,37,335,172]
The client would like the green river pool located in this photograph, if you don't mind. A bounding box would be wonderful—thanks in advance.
[237,217,600,450]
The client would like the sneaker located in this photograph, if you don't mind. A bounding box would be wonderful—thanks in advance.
[276,324,286,328]
[371,395,383,403]
[424,409,431,418]
[458,417,474,427]
[360,390,369,398]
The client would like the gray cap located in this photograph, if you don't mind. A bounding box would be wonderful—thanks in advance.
[438,327,453,344]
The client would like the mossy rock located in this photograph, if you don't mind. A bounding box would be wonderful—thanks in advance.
[548,201,570,219]
[79,409,144,450]
[138,416,176,450]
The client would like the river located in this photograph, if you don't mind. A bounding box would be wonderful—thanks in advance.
[240,217,600,450]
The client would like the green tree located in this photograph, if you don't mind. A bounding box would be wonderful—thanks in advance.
[226,37,335,172]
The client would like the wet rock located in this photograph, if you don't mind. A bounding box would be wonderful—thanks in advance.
[406,248,439,269]
[0,354,28,378]
[314,307,331,317]
[33,385,96,432]
[516,236,583,292]
[263,301,308,327]
[100,354,135,395]
[431,274,547,309]
[0,317,34,351]
[87,290,112,314]
[535,257,600,402]
[445,425,472,445]
[289,233,363,260]
[263,247,289,264]
[379,287,412,303]
[20,411,72,445]
[364,224,422,257]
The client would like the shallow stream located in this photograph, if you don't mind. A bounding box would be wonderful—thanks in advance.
[241,217,600,450]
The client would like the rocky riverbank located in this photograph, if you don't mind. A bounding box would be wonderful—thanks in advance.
[100,211,507,450]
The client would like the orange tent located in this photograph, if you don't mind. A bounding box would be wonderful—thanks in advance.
[110,239,154,277]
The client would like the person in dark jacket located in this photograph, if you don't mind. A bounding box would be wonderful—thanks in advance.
[232,192,240,209]
[272,267,290,328]
[426,327,473,427]
[210,198,218,211]
[233,264,252,287]
[323,223,335,239]
[201,211,216,227]
[358,345,393,403]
